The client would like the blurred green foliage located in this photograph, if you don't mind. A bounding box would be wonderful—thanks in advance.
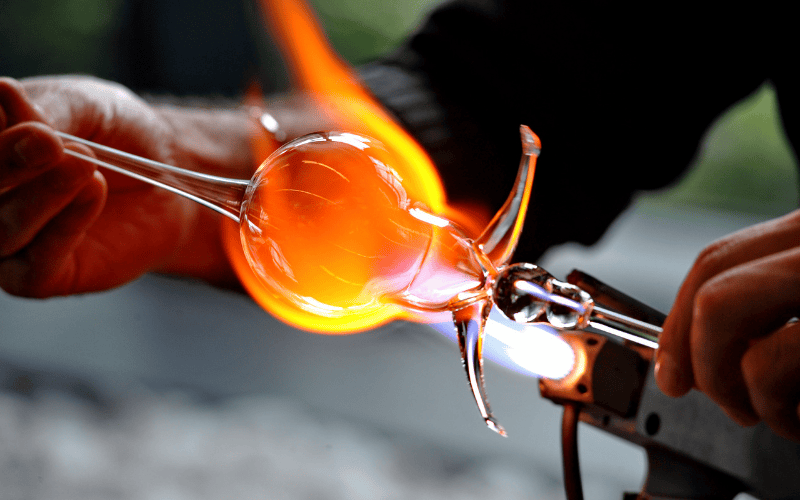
[652,84,799,216]
[310,0,440,64]
[0,0,436,77]
[0,0,125,78]
[1,0,797,215]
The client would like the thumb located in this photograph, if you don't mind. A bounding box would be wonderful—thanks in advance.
[0,78,50,128]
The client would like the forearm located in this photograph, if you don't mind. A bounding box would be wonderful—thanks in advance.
[148,93,343,288]
[151,103,264,288]
[157,102,261,177]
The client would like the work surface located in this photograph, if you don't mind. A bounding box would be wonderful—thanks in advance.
[0,198,775,499]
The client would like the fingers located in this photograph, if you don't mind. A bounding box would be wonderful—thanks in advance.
[0,122,65,190]
[0,82,105,297]
[0,170,107,297]
[742,321,800,441]
[0,142,99,257]
[0,143,107,297]
[655,209,800,439]
[689,246,800,426]
[656,210,800,397]
[0,77,48,127]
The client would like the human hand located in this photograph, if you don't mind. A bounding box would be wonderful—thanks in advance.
[0,76,221,297]
[655,209,800,441]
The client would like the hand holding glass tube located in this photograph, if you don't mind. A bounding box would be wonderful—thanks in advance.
[0,76,235,297]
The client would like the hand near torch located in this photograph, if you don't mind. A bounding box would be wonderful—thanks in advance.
[656,208,800,441]
[0,76,258,297]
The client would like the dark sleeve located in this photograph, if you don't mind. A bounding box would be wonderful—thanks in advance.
[361,0,774,260]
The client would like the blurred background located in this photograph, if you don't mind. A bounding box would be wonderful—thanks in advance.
[1,0,798,498]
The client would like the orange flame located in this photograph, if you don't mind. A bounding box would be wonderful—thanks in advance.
[256,0,445,209]
[223,0,453,333]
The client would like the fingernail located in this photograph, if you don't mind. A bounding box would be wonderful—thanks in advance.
[655,352,688,397]
[13,135,51,166]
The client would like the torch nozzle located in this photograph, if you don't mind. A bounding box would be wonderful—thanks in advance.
[493,263,661,349]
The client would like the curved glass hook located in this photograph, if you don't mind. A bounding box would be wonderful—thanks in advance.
[452,125,540,436]
[477,125,540,267]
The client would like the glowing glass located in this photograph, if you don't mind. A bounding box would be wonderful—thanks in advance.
[56,126,659,437]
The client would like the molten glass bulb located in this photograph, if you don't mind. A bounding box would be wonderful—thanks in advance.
[225,125,549,435]
[238,132,485,331]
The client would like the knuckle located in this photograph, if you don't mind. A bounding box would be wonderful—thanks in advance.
[693,239,732,276]
[783,207,800,228]
[0,77,25,99]
[692,278,729,325]
[741,341,778,395]
[741,340,800,437]
[741,353,774,419]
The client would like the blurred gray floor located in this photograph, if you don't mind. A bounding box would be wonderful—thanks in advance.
[0,195,787,499]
